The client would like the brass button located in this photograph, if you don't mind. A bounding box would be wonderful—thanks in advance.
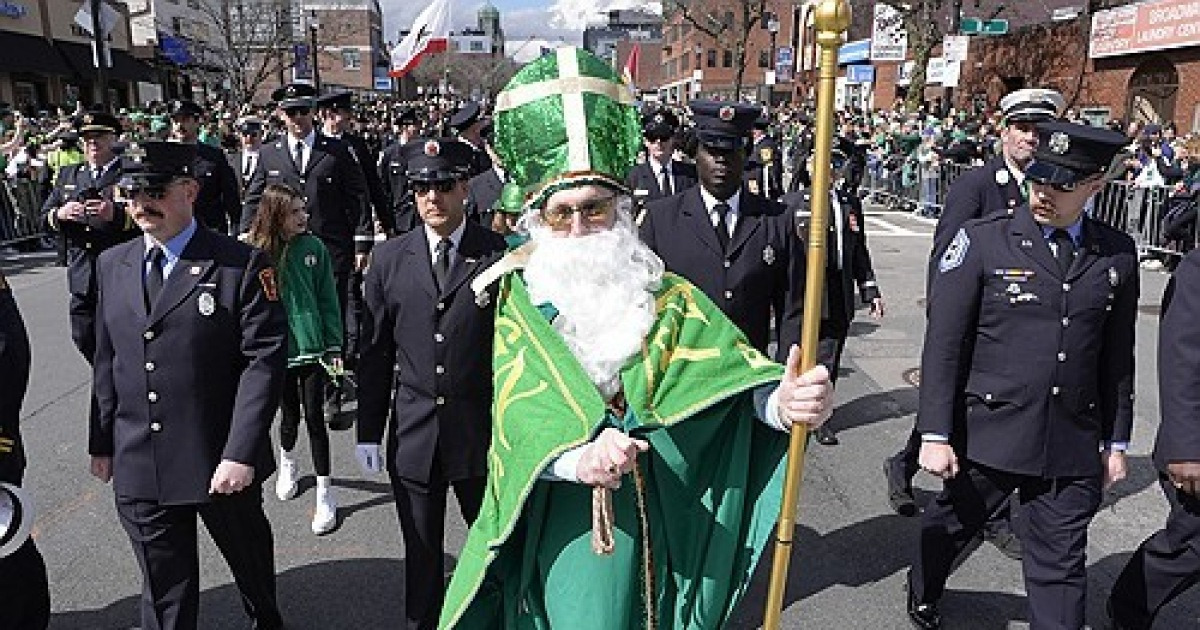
[144,330,155,340]
[1051,386,1061,396]
[435,396,445,405]
[435,365,445,375]
[148,391,159,403]
[1062,283,1071,291]
[1061,317,1069,327]
[724,290,733,300]
[434,333,444,343]
[436,302,445,311]
[723,260,731,268]
[149,422,162,432]
[145,362,156,372]
[1057,352,1066,362]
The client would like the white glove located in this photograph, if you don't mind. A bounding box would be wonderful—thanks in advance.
[356,443,383,474]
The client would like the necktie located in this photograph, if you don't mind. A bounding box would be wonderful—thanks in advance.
[1051,228,1075,273]
[243,155,254,179]
[433,238,451,290]
[714,203,731,251]
[145,247,165,310]
[293,141,305,173]
[659,168,672,196]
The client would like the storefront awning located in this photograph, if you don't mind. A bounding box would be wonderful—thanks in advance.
[55,41,156,83]
[0,32,72,75]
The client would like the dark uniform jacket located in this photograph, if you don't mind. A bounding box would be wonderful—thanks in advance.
[785,186,881,339]
[625,159,698,202]
[227,149,261,195]
[42,161,139,299]
[0,271,31,486]
[640,187,805,362]
[917,207,1138,479]
[932,156,1025,261]
[747,137,784,200]
[357,222,507,483]
[466,167,504,228]
[240,133,373,272]
[192,142,242,234]
[1153,249,1200,472]
[337,131,393,236]
[90,226,287,505]
[378,141,419,234]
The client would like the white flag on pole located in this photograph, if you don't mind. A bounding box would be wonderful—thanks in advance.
[390,0,452,78]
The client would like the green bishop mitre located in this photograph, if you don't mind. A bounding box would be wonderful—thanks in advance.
[493,46,643,209]
[493,181,525,215]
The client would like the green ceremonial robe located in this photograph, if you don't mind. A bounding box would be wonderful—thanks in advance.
[440,272,789,629]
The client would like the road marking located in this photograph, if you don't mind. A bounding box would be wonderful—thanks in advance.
[864,215,928,236]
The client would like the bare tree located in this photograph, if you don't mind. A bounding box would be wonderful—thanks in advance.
[409,51,520,100]
[664,0,769,99]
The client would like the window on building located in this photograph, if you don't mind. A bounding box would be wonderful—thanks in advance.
[342,48,361,70]
[186,0,199,8]
[759,50,769,68]
[172,16,184,35]
[707,49,716,68]
[695,51,702,69]
[723,50,733,67]
[470,41,484,52]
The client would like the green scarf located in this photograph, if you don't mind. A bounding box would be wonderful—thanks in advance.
[441,272,788,629]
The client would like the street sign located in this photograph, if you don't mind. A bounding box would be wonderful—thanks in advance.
[942,35,969,63]
[960,17,1009,35]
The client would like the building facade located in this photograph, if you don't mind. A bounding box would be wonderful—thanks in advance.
[0,0,152,109]
[305,0,386,96]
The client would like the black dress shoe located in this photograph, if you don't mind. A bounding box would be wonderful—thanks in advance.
[906,573,941,630]
[884,456,918,517]
[814,424,839,446]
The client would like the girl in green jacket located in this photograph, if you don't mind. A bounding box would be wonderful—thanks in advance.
[248,184,344,535]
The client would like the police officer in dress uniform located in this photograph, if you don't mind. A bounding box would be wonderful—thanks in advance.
[354,138,507,630]
[747,114,784,201]
[1108,246,1200,629]
[229,118,265,195]
[42,110,140,362]
[379,107,422,233]
[167,99,242,235]
[90,142,287,630]
[783,143,884,446]
[625,107,698,212]
[316,91,395,237]
[885,87,1066,528]
[640,100,805,362]
[906,121,1137,630]
[240,83,373,379]
[0,269,51,630]
[447,101,492,178]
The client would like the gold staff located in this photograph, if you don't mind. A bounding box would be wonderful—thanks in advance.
[762,1,850,627]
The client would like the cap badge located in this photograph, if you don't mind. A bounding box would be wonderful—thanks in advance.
[1049,132,1070,155]
[718,106,735,121]
[198,292,215,317]
[475,289,491,308]
[653,114,664,124]
[424,140,441,157]
[125,144,146,163]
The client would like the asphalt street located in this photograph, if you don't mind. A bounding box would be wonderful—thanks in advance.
[5,209,1197,629]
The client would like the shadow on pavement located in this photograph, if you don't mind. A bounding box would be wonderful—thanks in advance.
[49,557,407,630]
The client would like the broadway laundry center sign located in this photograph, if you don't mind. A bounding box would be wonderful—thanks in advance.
[1090,0,1200,58]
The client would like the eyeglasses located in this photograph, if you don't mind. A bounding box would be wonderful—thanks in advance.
[410,179,458,195]
[283,107,312,117]
[121,184,173,200]
[540,195,619,230]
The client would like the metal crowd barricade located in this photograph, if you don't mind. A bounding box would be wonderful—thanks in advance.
[862,158,971,219]
[0,178,46,248]
[1090,180,1198,261]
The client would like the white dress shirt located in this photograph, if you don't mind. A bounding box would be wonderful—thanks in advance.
[699,186,741,238]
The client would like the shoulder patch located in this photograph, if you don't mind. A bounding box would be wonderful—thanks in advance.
[939,228,970,273]
[259,268,279,301]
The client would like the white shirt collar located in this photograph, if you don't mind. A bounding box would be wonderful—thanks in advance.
[425,216,467,263]
[699,186,741,232]
[288,129,317,150]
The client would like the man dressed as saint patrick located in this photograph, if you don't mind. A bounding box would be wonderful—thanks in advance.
[440,47,833,629]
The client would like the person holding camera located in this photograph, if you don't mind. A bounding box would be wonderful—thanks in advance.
[42,110,140,362]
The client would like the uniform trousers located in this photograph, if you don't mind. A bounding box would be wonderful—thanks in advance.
[1109,475,1200,629]
[0,539,50,630]
[911,460,1101,630]
[388,463,486,630]
[116,486,282,630]
[68,290,95,363]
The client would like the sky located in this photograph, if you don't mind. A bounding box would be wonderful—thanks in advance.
[379,0,660,62]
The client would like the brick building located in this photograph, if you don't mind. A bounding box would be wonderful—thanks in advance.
[305,0,387,96]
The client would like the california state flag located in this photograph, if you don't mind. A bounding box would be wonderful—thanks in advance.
[390,0,451,78]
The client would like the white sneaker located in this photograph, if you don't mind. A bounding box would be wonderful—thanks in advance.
[312,476,337,535]
[275,449,299,501]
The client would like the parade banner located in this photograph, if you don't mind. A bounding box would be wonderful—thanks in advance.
[870,3,907,61]
[1090,0,1200,59]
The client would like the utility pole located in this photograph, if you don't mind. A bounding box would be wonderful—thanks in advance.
[944,0,963,115]
[91,0,109,109]
[309,10,321,91]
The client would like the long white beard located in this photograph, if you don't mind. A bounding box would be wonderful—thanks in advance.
[524,213,663,400]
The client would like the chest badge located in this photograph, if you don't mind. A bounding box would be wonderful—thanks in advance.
[1020,238,1033,249]
[763,245,776,265]
[304,253,317,268]
[475,290,491,308]
[198,292,216,317]
[1007,283,1021,295]
[1109,267,1119,287]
